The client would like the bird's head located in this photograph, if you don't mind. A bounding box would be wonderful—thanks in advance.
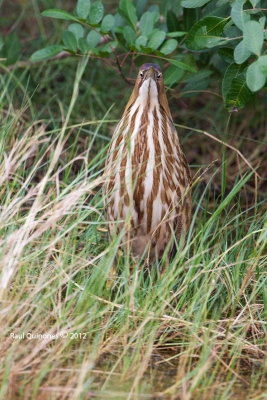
[138,63,162,84]
[124,63,172,120]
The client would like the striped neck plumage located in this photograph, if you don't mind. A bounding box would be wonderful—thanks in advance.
[137,77,159,111]
[129,78,160,122]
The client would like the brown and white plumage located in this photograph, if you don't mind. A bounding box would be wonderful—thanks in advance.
[104,63,191,261]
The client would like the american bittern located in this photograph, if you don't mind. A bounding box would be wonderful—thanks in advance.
[104,63,191,261]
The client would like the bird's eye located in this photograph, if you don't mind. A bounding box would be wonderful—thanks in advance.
[140,71,144,78]
[157,73,161,80]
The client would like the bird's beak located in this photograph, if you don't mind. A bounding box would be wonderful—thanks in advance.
[144,67,156,81]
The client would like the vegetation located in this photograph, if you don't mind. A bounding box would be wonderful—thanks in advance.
[0,0,266,399]
[29,0,267,109]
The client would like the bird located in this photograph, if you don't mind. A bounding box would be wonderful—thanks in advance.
[104,63,191,262]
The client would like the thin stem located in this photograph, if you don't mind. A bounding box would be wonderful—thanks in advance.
[221,114,232,198]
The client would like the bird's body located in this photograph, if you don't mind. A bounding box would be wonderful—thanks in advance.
[104,63,191,261]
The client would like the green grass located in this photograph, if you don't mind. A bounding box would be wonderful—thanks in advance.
[0,3,267,398]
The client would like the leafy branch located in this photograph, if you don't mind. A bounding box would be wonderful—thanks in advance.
[1,0,267,111]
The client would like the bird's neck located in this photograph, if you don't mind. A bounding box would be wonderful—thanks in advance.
[137,79,159,110]
[126,79,160,127]
[124,78,173,124]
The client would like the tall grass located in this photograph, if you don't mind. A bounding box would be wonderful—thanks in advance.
[0,55,266,400]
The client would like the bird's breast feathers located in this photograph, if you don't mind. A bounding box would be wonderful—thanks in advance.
[104,65,191,258]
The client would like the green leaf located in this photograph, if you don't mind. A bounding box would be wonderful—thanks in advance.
[134,0,147,18]
[30,45,63,62]
[225,75,251,110]
[203,0,229,17]
[231,0,250,31]
[123,26,136,45]
[148,30,166,50]
[168,31,187,38]
[164,65,184,86]
[164,58,197,73]
[184,69,212,83]
[63,30,77,52]
[42,9,77,21]
[246,61,266,92]
[100,40,117,53]
[166,10,180,32]
[234,39,251,64]
[148,5,160,24]
[181,0,210,8]
[222,62,245,100]
[218,47,234,63]
[77,0,91,19]
[110,40,118,49]
[217,0,229,5]
[243,20,263,56]
[182,79,210,97]
[258,55,267,75]
[186,16,227,50]
[68,23,84,39]
[197,35,226,48]
[222,63,251,109]
[86,30,101,48]
[139,11,155,36]
[88,1,104,25]
[182,70,212,96]
[160,39,178,55]
[99,41,117,54]
[114,13,125,28]
[249,0,261,6]
[2,33,21,65]
[223,23,240,39]
[101,14,115,33]
[78,37,90,53]
[118,0,138,29]
[259,16,266,29]
[184,8,201,31]
[135,35,147,50]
